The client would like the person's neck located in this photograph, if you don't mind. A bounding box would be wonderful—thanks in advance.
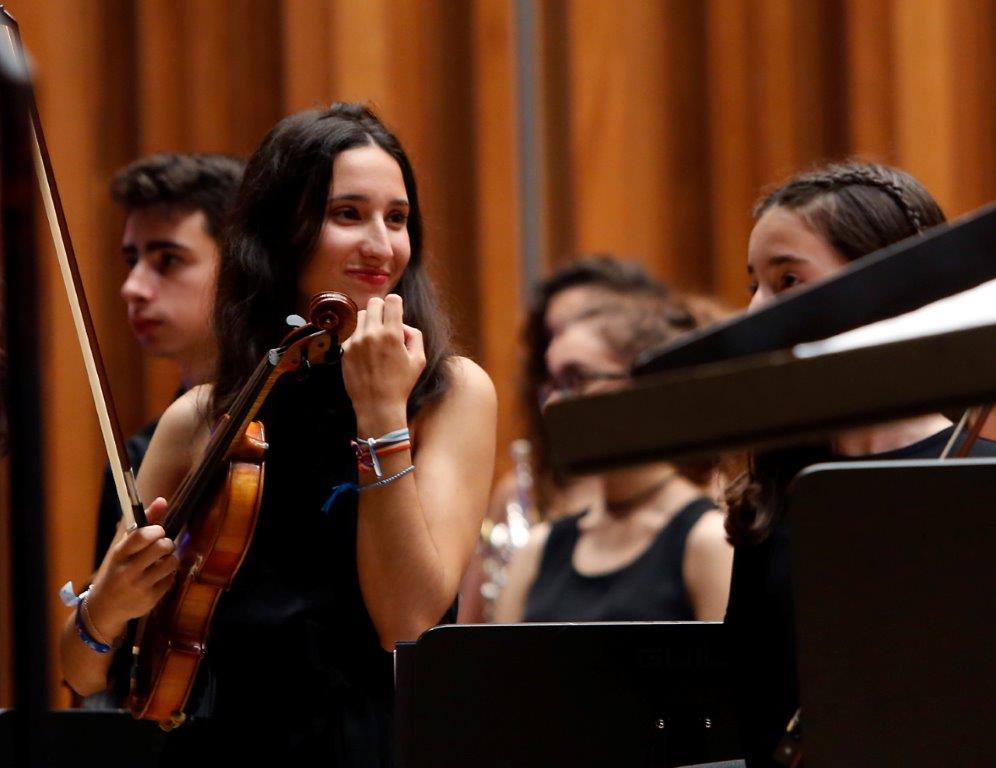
[832,414,952,457]
[177,347,217,389]
[600,462,685,519]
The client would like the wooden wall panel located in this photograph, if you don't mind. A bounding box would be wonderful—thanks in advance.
[844,0,896,157]
[566,0,668,272]
[329,0,398,114]
[280,0,333,113]
[538,0,573,269]
[948,0,996,214]
[704,0,756,304]
[6,0,995,705]
[749,1,845,188]
[660,1,713,291]
[893,0,959,210]
[473,0,522,477]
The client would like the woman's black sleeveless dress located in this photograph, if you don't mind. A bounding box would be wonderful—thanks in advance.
[157,364,417,765]
[523,497,716,622]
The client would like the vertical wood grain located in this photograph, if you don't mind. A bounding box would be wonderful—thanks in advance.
[704,0,756,305]
[473,0,522,478]
[844,0,896,158]
[566,0,667,272]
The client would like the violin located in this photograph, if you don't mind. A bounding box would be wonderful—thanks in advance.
[127,291,357,730]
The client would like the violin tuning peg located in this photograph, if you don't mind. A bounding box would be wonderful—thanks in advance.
[285,314,306,328]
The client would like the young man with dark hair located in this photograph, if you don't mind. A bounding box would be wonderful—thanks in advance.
[93,153,244,570]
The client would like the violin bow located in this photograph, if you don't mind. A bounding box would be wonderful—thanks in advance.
[0,6,146,527]
[940,404,993,459]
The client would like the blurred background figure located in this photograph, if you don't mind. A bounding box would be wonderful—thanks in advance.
[460,256,677,622]
[494,287,733,623]
[84,154,243,712]
[93,153,245,571]
[457,255,734,624]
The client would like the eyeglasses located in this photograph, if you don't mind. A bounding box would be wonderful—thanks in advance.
[539,368,629,406]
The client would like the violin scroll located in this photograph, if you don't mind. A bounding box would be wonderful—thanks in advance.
[308,291,358,342]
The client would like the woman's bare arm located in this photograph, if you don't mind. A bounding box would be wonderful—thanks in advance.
[682,510,734,621]
[60,388,209,695]
[492,522,550,623]
[355,356,497,648]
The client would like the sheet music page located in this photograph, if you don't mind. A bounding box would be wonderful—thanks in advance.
[794,277,996,358]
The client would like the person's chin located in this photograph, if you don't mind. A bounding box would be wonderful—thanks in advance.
[134,329,173,357]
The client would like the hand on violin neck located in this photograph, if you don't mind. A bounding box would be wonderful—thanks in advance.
[343,294,425,429]
[87,497,178,639]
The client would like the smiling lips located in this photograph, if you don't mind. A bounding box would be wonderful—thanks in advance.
[347,268,390,286]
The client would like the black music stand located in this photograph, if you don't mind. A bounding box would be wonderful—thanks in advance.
[0,710,166,766]
[789,459,996,767]
[395,623,742,768]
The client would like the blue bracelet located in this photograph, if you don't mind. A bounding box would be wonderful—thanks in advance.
[322,464,416,514]
[74,601,112,654]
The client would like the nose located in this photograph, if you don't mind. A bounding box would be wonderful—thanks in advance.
[121,261,155,304]
[360,218,392,260]
[747,287,769,314]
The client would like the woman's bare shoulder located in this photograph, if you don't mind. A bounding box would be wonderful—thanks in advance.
[686,508,730,554]
[159,385,214,440]
[445,356,496,401]
[416,356,496,436]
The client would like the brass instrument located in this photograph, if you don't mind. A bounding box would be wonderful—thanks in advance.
[478,440,537,617]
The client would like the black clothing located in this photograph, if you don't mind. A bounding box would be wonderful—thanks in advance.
[726,426,996,767]
[94,418,160,570]
[157,366,408,764]
[523,497,716,622]
[99,366,449,764]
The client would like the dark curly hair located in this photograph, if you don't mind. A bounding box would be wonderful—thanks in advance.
[110,153,245,240]
[522,255,728,504]
[210,103,452,422]
[726,160,947,547]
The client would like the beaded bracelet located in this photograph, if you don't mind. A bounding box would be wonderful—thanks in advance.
[322,464,416,514]
[74,598,112,654]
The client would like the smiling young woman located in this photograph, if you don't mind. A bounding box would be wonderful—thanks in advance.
[60,103,496,764]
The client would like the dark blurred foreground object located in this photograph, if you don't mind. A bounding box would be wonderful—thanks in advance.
[790,461,996,767]
[0,21,50,768]
[0,710,166,766]
[545,202,996,473]
[395,622,743,767]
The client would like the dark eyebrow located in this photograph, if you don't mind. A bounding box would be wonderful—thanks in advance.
[120,240,190,256]
[329,194,409,207]
[747,254,805,274]
[146,239,190,252]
